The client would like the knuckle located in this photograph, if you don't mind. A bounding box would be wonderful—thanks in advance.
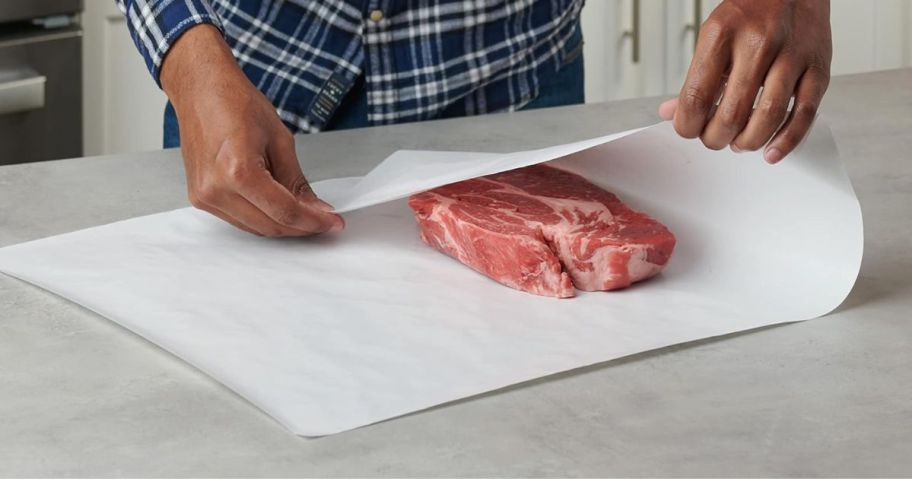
[756,98,777,116]
[729,79,754,99]
[757,98,788,122]
[699,19,726,45]
[187,192,205,209]
[293,177,314,198]
[700,134,727,151]
[716,103,745,129]
[806,69,831,90]
[673,120,700,140]
[734,141,759,152]
[744,28,784,58]
[223,159,251,183]
[807,53,832,75]
[735,135,765,152]
[741,27,765,50]
[702,140,727,152]
[680,87,711,114]
[190,184,219,207]
[794,102,818,121]
[273,206,302,227]
[779,126,806,148]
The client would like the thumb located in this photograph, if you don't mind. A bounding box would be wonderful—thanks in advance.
[658,97,678,121]
[267,132,335,211]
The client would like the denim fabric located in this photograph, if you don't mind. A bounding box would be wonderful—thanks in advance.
[163,101,180,149]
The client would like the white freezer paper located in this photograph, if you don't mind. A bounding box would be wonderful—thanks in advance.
[0,121,863,436]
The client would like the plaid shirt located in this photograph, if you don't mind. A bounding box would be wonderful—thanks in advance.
[116,0,584,133]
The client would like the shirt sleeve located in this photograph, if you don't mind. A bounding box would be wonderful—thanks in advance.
[115,0,224,86]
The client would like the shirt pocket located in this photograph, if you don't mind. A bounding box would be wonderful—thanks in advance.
[559,24,585,68]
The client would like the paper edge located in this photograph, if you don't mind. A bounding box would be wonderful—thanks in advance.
[0,265,306,434]
[331,123,657,213]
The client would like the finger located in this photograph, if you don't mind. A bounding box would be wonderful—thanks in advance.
[731,59,800,152]
[265,132,322,201]
[203,203,265,236]
[673,21,732,139]
[700,37,777,150]
[212,193,324,237]
[192,185,324,236]
[658,97,677,121]
[265,132,308,195]
[764,68,828,164]
[266,132,340,215]
[230,154,343,234]
[189,188,268,236]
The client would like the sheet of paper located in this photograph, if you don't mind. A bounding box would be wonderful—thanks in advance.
[0,121,863,436]
[319,125,651,212]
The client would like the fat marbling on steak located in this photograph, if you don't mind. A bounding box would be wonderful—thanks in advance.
[407,164,676,298]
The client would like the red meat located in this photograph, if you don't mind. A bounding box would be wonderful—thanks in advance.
[407,164,676,298]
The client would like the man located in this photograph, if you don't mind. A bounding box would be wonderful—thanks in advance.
[118,0,832,237]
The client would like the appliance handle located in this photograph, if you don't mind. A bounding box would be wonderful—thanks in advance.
[0,69,46,115]
[620,0,641,64]
[685,0,703,50]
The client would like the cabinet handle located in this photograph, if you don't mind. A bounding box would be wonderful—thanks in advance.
[621,0,641,63]
[0,68,46,115]
[684,0,703,50]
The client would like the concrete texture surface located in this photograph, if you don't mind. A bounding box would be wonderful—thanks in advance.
[0,68,910,477]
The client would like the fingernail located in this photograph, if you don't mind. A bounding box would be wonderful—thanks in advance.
[329,215,345,233]
[316,200,335,212]
[764,147,783,164]
[730,144,743,154]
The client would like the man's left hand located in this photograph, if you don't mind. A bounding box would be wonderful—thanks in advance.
[658,0,832,164]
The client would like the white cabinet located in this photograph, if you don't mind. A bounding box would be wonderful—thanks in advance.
[830,0,908,75]
[582,0,720,103]
[81,1,912,155]
[662,0,722,96]
[581,0,675,102]
[908,1,912,65]
[82,0,167,156]
[582,0,912,104]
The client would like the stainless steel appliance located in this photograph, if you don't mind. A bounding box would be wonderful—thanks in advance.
[0,0,82,164]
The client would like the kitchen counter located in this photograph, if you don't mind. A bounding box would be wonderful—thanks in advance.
[1,68,910,476]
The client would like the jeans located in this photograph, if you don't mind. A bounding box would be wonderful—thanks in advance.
[163,24,584,148]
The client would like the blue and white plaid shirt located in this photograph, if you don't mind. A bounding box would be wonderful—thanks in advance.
[116,0,584,133]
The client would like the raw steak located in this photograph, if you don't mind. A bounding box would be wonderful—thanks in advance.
[407,164,676,298]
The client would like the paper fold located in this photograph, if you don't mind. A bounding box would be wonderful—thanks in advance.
[318,125,652,212]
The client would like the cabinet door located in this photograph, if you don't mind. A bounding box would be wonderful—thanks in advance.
[830,0,906,75]
[582,0,668,102]
[664,0,722,96]
[907,1,912,66]
[82,1,168,155]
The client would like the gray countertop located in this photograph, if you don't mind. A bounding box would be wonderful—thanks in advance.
[1,68,910,477]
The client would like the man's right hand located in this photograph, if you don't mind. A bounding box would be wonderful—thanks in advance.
[161,25,343,237]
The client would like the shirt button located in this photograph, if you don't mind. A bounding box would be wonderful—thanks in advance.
[368,9,384,22]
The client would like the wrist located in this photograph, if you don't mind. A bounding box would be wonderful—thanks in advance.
[160,24,248,109]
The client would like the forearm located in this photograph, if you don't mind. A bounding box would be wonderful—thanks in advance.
[160,24,248,109]
[116,0,223,85]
